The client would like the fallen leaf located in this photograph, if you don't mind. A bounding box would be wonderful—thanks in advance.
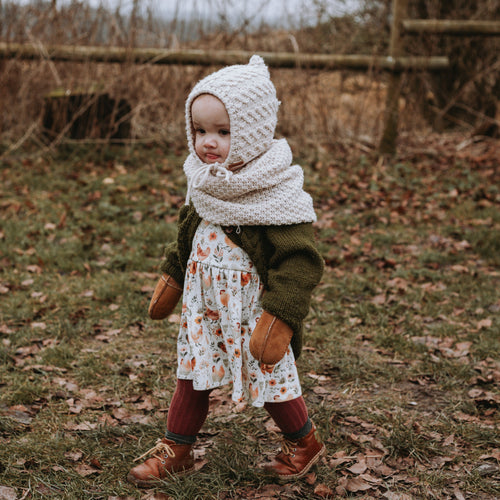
[30,322,47,330]
[307,372,331,382]
[479,449,500,461]
[347,460,367,474]
[112,407,131,421]
[90,457,102,469]
[140,493,173,500]
[168,313,181,323]
[372,463,395,476]
[313,483,335,498]
[1,407,32,425]
[64,450,84,462]
[477,318,492,329]
[362,472,383,484]
[344,476,373,492]
[75,463,100,476]
[26,264,42,273]
[64,421,98,431]
[0,486,17,500]
[383,492,413,500]
[305,472,317,484]
[370,294,386,305]
[474,462,499,476]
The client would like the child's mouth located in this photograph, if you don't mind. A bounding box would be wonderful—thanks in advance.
[205,153,220,161]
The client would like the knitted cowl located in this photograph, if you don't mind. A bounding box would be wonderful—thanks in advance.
[183,55,317,226]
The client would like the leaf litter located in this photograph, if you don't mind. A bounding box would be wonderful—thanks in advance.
[0,134,499,498]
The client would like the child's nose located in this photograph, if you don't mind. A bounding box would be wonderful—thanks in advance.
[204,135,217,147]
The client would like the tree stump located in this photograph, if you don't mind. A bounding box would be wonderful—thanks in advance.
[42,90,131,142]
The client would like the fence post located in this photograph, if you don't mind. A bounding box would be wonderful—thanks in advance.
[379,0,408,155]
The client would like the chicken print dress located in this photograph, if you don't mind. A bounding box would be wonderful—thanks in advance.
[177,220,302,407]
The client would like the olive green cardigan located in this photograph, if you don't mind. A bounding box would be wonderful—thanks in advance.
[160,204,324,359]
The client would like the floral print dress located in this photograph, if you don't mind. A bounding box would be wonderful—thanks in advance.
[177,220,302,408]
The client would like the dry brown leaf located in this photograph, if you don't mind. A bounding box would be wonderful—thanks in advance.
[453,488,466,500]
[75,463,100,476]
[477,318,492,329]
[305,472,317,484]
[30,322,47,330]
[64,449,84,462]
[479,449,500,461]
[140,493,173,500]
[383,492,413,500]
[90,457,102,469]
[67,399,84,414]
[386,277,409,291]
[64,421,98,431]
[360,472,383,484]
[329,450,355,468]
[0,486,18,500]
[372,463,395,476]
[112,407,131,421]
[136,396,157,411]
[344,476,373,492]
[370,293,386,305]
[313,483,335,498]
[307,372,331,382]
[347,459,367,474]
[168,313,181,323]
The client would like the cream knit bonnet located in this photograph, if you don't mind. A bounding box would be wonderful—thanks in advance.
[185,55,280,167]
[182,56,317,226]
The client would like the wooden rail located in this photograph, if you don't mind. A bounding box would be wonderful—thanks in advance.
[0,43,450,72]
[402,20,500,36]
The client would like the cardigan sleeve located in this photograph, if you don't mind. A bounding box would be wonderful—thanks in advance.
[261,223,324,335]
[158,204,194,287]
[159,240,185,286]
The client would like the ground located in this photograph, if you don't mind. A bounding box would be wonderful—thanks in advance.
[0,133,498,499]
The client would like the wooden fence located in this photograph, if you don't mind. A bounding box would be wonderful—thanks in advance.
[1,0,499,154]
[379,0,500,154]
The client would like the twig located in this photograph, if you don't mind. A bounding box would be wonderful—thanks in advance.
[0,123,38,160]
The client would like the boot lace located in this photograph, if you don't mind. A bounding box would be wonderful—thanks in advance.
[280,438,297,458]
[134,439,176,462]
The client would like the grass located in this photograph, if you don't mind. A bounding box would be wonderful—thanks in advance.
[0,139,499,499]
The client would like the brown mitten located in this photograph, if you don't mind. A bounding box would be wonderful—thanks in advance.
[249,311,293,365]
[148,274,183,320]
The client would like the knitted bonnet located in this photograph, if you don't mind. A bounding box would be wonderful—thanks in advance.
[183,55,317,226]
[185,55,280,167]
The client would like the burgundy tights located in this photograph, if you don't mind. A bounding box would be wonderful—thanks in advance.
[166,379,309,438]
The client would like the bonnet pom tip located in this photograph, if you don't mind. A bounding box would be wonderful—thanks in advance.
[249,54,265,66]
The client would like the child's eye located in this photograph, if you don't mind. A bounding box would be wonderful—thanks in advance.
[195,128,205,135]
[219,129,230,136]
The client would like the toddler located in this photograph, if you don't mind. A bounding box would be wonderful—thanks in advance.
[127,55,325,487]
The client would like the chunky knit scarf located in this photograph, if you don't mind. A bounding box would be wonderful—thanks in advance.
[183,139,317,226]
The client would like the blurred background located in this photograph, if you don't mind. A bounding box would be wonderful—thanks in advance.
[0,0,499,154]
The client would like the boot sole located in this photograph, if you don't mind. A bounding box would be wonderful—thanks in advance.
[127,466,195,488]
[274,443,326,481]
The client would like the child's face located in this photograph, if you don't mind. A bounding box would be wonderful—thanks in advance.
[191,94,231,164]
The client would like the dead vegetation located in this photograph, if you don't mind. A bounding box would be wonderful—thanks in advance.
[2,0,497,157]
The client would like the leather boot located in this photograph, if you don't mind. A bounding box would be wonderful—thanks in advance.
[127,438,195,488]
[264,423,326,480]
